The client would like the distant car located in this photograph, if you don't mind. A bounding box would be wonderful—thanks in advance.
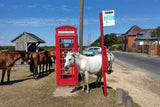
[83,47,101,56]
[83,47,113,57]
[85,47,101,52]
[83,50,96,56]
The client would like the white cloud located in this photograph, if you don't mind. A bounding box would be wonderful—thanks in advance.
[0,17,157,28]
[11,5,23,9]
[61,5,72,11]
[10,4,37,9]
[0,37,13,46]
[0,18,99,27]
[85,6,93,10]
[84,19,99,24]
[0,3,4,7]
[4,18,78,27]
[27,5,37,8]
[153,0,160,3]
[116,17,152,23]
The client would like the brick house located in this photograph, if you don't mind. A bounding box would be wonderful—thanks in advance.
[122,25,155,51]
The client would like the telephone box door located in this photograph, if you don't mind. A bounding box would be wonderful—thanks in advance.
[56,25,78,85]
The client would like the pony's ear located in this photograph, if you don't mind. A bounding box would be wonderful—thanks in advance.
[72,52,76,58]
[67,51,70,54]
[72,52,79,58]
[75,52,80,56]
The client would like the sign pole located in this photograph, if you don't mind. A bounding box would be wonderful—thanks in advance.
[100,12,108,97]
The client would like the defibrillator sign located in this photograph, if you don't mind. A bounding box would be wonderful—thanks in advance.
[102,10,115,26]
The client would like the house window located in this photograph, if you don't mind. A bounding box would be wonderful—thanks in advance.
[122,43,125,50]
[126,36,128,40]
[123,36,125,40]
[126,44,128,49]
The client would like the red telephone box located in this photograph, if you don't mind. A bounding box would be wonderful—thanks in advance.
[55,25,78,85]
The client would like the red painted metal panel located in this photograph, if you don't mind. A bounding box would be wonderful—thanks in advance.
[55,25,78,86]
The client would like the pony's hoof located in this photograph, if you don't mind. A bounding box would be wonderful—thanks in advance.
[7,81,11,84]
[81,89,84,93]
[1,82,5,84]
[86,91,89,94]
[96,84,98,88]
[34,76,37,79]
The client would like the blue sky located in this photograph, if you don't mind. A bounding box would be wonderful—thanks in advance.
[0,0,160,46]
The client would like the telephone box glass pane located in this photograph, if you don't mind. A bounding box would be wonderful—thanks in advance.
[60,38,75,80]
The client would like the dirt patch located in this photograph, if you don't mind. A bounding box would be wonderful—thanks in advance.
[107,62,160,107]
[2,62,157,107]
[0,64,125,107]
[53,86,77,97]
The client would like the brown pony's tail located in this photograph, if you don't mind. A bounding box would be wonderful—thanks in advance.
[30,54,35,72]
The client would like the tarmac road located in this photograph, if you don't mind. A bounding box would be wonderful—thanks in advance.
[112,51,160,84]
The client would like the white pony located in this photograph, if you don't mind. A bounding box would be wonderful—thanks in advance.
[64,52,102,94]
[107,51,114,71]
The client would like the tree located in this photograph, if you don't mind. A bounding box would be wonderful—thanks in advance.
[91,33,118,47]
[104,33,117,47]
[152,26,160,45]
[90,36,101,47]
[116,35,123,44]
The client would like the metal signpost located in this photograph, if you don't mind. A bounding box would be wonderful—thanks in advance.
[100,10,115,97]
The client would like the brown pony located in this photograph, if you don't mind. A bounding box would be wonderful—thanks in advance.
[45,48,56,63]
[29,51,52,79]
[0,51,25,84]
[38,48,56,69]
[38,51,51,75]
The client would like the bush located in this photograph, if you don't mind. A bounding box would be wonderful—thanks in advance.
[0,46,15,51]
[36,46,55,50]
[111,44,122,50]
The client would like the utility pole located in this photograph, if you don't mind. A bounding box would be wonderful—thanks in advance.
[87,34,91,47]
[79,0,84,54]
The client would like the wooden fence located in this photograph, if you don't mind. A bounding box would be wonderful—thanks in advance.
[137,45,160,56]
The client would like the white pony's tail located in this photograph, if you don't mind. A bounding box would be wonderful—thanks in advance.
[107,51,114,62]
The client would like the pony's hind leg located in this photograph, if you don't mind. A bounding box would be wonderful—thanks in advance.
[96,71,102,87]
[45,62,48,72]
[33,67,38,79]
[99,71,103,87]
[7,70,11,83]
[96,72,100,87]
[85,72,90,94]
[42,63,45,75]
[80,73,85,92]
[39,65,41,75]
[1,70,6,84]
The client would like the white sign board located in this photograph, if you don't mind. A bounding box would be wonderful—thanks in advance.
[58,31,75,34]
[102,10,115,26]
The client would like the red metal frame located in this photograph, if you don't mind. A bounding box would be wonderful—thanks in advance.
[56,25,78,85]
[100,12,108,97]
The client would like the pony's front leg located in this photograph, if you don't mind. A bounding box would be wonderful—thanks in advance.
[45,62,48,72]
[96,73,100,87]
[99,71,103,87]
[7,71,10,83]
[85,72,89,94]
[34,67,38,79]
[39,65,42,76]
[42,64,45,75]
[1,70,6,84]
[7,67,11,83]
[80,73,85,92]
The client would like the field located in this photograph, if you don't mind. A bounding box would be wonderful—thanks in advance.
[0,64,139,107]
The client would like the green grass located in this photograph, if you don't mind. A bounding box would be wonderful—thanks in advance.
[0,65,140,107]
